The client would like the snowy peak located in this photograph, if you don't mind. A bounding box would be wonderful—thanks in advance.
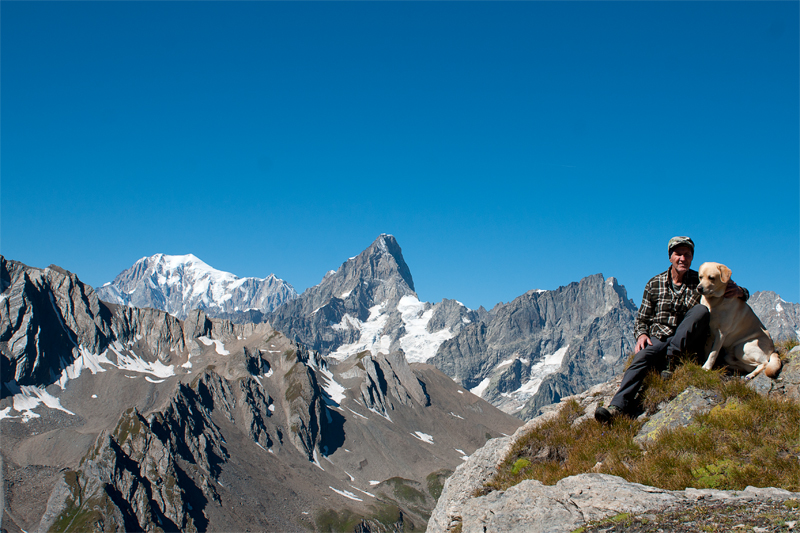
[270,235,472,365]
[95,254,297,320]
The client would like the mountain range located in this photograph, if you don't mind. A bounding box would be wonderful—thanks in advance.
[2,234,797,532]
[0,253,520,532]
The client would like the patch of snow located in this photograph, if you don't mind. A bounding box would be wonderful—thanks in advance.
[411,431,434,444]
[369,480,380,486]
[505,345,570,405]
[457,390,464,394]
[397,295,455,363]
[351,485,375,498]
[312,450,325,471]
[449,412,464,420]
[5,381,75,421]
[329,486,362,502]
[146,377,166,384]
[495,358,514,369]
[455,448,469,460]
[470,378,491,398]
[57,345,114,388]
[368,407,392,422]
[776,303,784,312]
[317,366,346,405]
[197,336,229,356]
[345,471,355,481]
[109,343,176,378]
[329,303,392,360]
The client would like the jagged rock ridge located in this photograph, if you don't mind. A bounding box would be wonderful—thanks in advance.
[429,274,638,418]
[95,253,297,321]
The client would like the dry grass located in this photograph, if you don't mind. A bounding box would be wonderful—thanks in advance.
[486,354,800,495]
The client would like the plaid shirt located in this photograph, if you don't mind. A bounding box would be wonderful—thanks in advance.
[635,268,700,340]
[635,267,750,341]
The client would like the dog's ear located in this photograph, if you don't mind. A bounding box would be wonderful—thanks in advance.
[718,264,732,283]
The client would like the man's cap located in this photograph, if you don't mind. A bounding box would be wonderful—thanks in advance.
[668,236,694,255]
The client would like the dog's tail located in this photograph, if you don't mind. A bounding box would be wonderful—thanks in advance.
[764,352,782,379]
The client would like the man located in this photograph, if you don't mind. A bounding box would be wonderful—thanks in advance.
[595,236,748,423]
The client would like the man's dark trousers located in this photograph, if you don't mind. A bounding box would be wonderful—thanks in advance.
[609,304,710,412]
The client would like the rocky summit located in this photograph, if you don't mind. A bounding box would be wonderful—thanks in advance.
[429,347,800,533]
[95,253,297,322]
[269,234,483,365]
[0,255,521,532]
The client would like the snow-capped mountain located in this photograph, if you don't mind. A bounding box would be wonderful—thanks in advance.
[95,253,297,320]
[269,234,485,364]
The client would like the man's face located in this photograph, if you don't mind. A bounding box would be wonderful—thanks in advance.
[670,245,693,275]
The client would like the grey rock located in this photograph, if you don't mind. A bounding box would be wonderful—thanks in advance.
[1,257,113,388]
[634,386,719,445]
[430,275,637,418]
[427,299,480,335]
[749,291,800,342]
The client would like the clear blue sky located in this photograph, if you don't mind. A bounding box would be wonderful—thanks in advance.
[2,1,798,310]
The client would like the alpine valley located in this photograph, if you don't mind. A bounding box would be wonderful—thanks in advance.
[1,235,797,532]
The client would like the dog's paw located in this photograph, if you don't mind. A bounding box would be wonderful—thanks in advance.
[702,363,713,371]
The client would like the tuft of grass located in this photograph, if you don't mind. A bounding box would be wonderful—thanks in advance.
[487,360,800,494]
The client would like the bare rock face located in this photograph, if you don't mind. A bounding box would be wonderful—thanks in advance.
[429,275,637,418]
[1,257,113,388]
[749,290,800,342]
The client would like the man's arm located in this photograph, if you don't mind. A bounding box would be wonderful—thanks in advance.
[724,280,749,301]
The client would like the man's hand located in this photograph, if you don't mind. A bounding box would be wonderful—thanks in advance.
[635,334,652,353]
[724,280,744,299]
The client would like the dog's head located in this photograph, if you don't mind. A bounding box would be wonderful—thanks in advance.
[697,262,732,297]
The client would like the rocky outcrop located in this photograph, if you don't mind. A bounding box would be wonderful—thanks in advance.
[352,350,431,416]
[448,474,799,533]
[426,299,481,336]
[429,275,637,417]
[428,350,800,533]
[95,253,297,321]
[45,406,211,532]
[1,257,114,388]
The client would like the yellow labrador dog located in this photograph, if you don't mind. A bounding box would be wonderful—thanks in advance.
[697,262,782,379]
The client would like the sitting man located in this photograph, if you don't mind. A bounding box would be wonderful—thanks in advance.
[595,236,748,423]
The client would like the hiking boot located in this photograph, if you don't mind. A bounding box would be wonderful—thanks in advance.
[594,405,622,424]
